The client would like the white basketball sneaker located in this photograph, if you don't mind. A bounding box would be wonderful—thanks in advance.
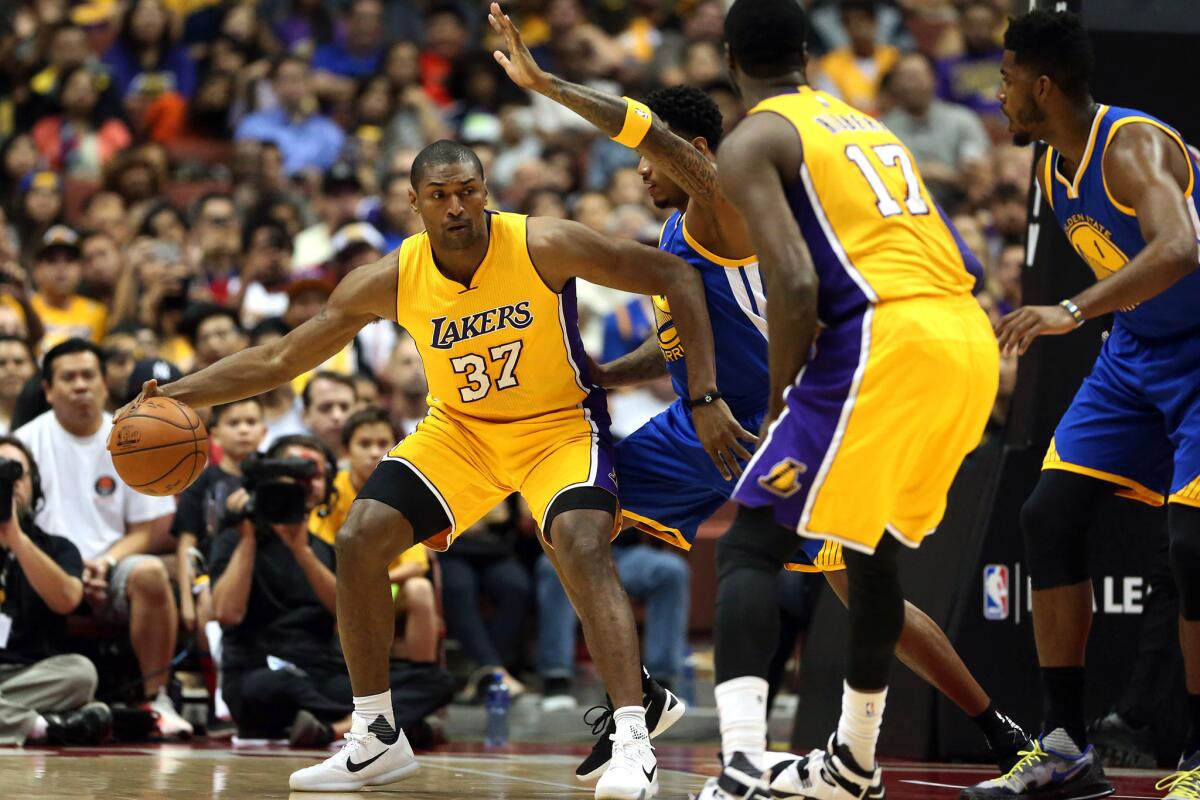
[595,728,659,800]
[289,714,419,792]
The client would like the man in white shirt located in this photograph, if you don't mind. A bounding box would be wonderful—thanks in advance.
[15,339,191,737]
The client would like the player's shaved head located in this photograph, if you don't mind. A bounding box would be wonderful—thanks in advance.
[1004,10,1092,99]
[410,140,485,188]
[724,0,809,79]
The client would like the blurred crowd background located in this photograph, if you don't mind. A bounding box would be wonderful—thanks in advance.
[0,0,1029,746]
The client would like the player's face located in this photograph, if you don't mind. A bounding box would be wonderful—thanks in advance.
[998,51,1047,147]
[214,401,265,462]
[348,422,394,484]
[638,154,687,211]
[411,163,489,251]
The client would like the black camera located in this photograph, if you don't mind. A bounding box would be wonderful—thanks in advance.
[237,455,317,526]
[0,457,24,523]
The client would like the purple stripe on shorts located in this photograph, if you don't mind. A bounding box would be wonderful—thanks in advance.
[785,176,872,325]
[560,279,616,496]
[733,307,868,531]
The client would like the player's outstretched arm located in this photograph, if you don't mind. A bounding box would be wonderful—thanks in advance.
[122,255,398,414]
[488,2,720,207]
[529,216,757,478]
[717,112,819,428]
[997,126,1198,355]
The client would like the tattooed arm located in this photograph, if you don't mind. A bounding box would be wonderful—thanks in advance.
[489,2,721,207]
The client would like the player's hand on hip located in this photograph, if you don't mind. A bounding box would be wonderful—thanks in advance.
[489,3,550,93]
[693,399,759,481]
[996,304,1077,356]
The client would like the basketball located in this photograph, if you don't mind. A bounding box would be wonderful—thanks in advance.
[107,397,209,497]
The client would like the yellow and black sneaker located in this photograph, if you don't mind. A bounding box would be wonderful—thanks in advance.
[960,729,1114,800]
[1157,751,1200,800]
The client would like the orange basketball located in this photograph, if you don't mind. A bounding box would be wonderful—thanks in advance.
[108,397,208,497]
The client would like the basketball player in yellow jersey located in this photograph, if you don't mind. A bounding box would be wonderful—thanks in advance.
[122,140,750,799]
[695,1,1000,798]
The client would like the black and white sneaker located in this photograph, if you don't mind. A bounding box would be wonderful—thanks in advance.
[690,753,771,800]
[576,668,687,784]
[768,735,885,800]
[289,714,419,792]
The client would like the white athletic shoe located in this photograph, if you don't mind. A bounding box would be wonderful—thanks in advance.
[767,736,884,800]
[595,729,659,800]
[149,689,193,738]
[289,715,420,792]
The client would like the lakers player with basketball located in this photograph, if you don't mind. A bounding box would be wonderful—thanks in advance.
[121,140,747,799]
[487,2,1027,783]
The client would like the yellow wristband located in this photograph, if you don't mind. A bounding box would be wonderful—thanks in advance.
[612,97,653,148]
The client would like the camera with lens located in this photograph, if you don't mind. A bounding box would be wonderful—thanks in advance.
[0,457,24,523]
[235,455,317,526]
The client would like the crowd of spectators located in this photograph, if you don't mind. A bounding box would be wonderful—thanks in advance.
[0,0,1028,744]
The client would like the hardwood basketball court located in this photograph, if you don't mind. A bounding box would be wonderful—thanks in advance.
[0,742,1174,799]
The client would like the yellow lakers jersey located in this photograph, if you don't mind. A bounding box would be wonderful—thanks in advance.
[749,87,976,322]
[32,293,107,350]
[395,211,600,424]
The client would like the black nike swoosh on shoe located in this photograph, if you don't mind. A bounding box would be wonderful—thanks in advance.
[643,765,657,783]
[368,715,400,745]
[346,749,387,773]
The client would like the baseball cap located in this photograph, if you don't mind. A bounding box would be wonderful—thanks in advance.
[34,225,82,261]
[20,170,63,196]
[125,358,183,404]
[331,222,385,258]
[323,162,362,193]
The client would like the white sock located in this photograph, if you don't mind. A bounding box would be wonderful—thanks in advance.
[836,681,887,771]
[28,715,49,742]
[352,690,395,734]
[715,676,768,770]
[613,705,649,741]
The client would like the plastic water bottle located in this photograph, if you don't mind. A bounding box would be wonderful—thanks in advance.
[484,671,510,748]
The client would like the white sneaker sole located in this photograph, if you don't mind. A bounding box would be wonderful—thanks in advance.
[577,692,687,785]
[290,759,420,791]
[595,775,659,800]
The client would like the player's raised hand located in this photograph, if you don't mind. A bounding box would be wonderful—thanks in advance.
[692,399,759,480]
[995,304,1078,356]
[489,3,549,93]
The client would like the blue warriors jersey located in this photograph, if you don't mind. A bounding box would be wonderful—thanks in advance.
[652,211,770,420]
[1044,105,1200,339]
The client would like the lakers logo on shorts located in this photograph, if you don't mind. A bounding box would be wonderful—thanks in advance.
[758,457,807,498]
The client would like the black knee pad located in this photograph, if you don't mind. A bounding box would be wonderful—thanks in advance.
[1021,474,1092,590]
[1169,505,1200,620]
[716,505,798,583]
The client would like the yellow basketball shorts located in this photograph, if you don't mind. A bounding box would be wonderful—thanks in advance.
[734,294,999,555]
[362,405,619,552]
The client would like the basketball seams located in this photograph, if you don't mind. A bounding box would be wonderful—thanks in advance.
[111,439,207,457]
[127,451,205,491]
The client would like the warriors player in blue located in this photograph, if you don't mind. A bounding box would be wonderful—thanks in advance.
[964,11,1200,800]
[489,2,1026,788]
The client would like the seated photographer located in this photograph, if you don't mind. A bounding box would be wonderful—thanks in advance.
[172,398,268,650]
[0,436,112,746]
[14,339,188,737]
[209,434,346,744]
[310,408,440,668]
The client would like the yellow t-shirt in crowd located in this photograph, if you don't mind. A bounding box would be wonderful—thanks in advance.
[32,294,107,350]
[310,470,430,572]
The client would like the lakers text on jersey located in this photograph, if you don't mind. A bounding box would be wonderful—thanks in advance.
[384,211,618,546]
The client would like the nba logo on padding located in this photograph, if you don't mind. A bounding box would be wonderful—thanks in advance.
[983,565,1009,621]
